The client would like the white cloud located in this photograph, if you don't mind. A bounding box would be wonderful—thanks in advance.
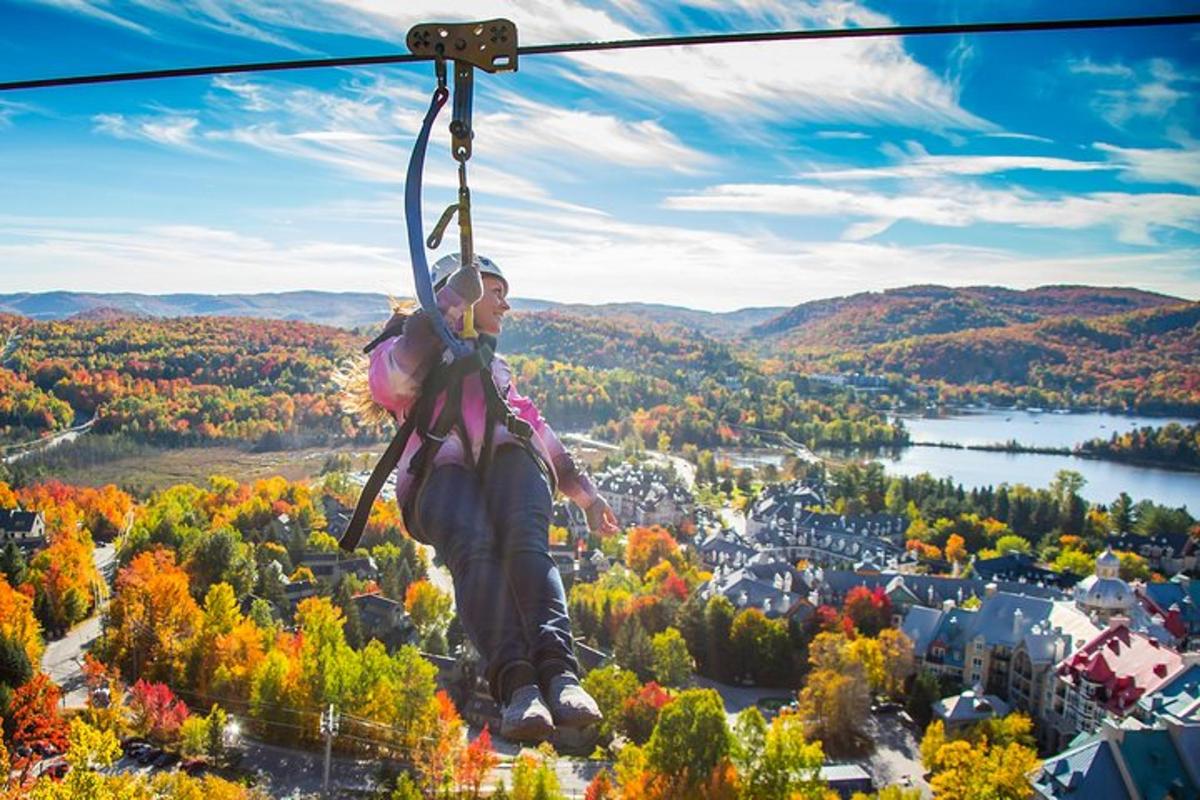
[981,132,1054,144]
[92,112,206,151]
[815,131,870,140]
[798,154,1114,181]
[0,100,36,129]
[90,75,705,210]
[25,0,990,133]
[663,181,1200,245]
[1095,142,1200,189]
[320,0,988,128]
[3,211,1197,308]
[22,0,152,34]
[1069,57,1197,128]
[480,92,711,172]
[0,218,399,294]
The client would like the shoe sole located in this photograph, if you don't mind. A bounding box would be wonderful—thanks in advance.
[550,707,604,730]
[500,717,555,742]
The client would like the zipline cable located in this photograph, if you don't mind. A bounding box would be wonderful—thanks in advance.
[2,13,1198,93]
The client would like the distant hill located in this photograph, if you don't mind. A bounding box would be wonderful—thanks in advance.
[0,290,398,329]
[751,285,1185,349]
[825,301,1200,413]
[0,291,781,335]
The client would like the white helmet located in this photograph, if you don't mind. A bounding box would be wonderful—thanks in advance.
[430,253,506,291]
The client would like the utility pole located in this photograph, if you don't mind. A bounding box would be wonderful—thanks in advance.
[320,703,338,796]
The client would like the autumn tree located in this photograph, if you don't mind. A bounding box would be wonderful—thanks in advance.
[625,526,681,577]
[797,632,871,756]
[945,534,967,569]
[7,674,69,779]
[582,665,640,742]
[731,707,827,800]
[25,528,98,635]
[103,548,202,682]
[843,585,891,637]
[455,725,497,800]
[877,629,915,697]
[129,679,190,744]
[650,627,693,688]
[644,688,731,795]
[404,579,452,650]
[621,682,673,745]
[614,616,656,681]
[702,595,735,682]
[921,714,1039,798]
[729,608,791,686]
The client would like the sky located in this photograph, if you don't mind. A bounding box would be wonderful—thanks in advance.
[0,1,1197,311]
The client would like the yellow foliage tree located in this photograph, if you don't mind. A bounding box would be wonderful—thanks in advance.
[0,573,43,667]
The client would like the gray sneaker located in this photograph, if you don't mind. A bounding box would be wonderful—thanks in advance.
[545,674,603,729]
[500,684,555,742]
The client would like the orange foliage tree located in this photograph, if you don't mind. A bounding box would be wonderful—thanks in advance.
[7,674,69,779]
[102,548,202,682]
[625,526,681,577]
[0,575,43,668]
[25,528,98,634]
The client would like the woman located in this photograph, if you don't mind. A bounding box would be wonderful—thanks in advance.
[365,253,619,742]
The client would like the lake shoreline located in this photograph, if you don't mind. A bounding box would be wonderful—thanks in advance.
[909,440,1200,475]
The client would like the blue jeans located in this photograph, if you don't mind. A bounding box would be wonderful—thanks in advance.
[409,444,578,701]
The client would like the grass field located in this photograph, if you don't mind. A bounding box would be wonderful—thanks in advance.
[43,443,388,496]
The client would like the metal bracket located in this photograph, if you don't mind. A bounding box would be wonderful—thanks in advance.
[451,62,474,161]
[407,19,519,73]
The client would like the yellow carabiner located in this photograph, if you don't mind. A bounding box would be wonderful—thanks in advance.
[462,305,478,339]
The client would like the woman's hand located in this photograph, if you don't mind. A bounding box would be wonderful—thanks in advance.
[585,495,619,536]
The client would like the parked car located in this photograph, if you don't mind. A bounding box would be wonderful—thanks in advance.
[136,747,162,766]
[181,758,208,776]
[755,696,796,716]
[872,701,903,714]
[153,751,180,769]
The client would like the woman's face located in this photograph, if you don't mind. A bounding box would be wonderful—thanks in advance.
[473,274,510,335]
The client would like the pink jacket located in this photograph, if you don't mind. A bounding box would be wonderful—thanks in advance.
[367,285,599,514]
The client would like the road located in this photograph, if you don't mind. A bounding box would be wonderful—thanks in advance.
[1,417,94,464]
[41,542,116,708]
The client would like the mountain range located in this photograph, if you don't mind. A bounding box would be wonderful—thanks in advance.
[1,285,1193,352]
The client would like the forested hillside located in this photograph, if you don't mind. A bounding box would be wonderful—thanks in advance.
[0,313,367,448]
[818,302,1200,413]
[751,284,1181,347]
[2,284,1194,459]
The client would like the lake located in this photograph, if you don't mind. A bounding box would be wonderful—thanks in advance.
[878,409,1200,511]
[899,408,1199,449]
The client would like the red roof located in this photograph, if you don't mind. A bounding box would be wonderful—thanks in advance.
[1058,624,1184,715]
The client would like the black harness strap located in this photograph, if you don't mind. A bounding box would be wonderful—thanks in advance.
[338,412,417,552]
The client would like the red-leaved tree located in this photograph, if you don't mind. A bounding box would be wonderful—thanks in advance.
[454,725,497,800]
[129,678,190,743]
[8,674,69,779]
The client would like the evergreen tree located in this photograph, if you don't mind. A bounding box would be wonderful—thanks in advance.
[333,578,365,650]
[0,542,25,586]
[614,617,655,681]
[1110,492,1134,533]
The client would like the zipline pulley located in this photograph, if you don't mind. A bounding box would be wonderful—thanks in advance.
[404,19,518,348]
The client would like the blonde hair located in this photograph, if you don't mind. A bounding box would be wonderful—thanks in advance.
[334,296,416,428]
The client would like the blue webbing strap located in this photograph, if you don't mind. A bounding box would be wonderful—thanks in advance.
[404,82,472,360]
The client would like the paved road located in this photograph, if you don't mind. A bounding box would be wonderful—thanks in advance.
[864,712,932,798]
[1,417,94,464]
[42,542,117,708]
[692,674,794,728]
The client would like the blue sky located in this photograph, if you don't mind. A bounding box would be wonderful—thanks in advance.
[0,1,1197,311]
